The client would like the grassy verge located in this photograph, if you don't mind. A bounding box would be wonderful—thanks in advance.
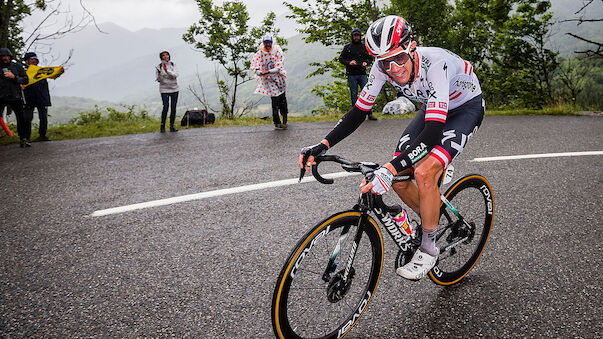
[0,106,588,145]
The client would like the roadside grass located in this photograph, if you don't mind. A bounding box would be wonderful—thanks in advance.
[0,105,589,145]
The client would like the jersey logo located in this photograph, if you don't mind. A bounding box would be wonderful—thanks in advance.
[367,94,376,101]
[427,102,435,108]
[439,102,448,109]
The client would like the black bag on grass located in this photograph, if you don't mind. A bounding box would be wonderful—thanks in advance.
[181,109,215,126]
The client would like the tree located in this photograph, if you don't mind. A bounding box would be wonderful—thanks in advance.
[285,0,386,113]
[0,0,99,59]
[553,57,589,105]
[387,0,452,48]
[183,0,287,119]
[561,0,603,58]
[486,0,558,107]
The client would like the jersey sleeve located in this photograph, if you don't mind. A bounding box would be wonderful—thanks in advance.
[424,60,450,123]
[354,64,387,112]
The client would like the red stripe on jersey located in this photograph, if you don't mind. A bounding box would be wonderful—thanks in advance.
[450,92,462,100]
[431,152,447,168]
[355,103,371,112]
[434,145,452,162]
[449,90,457,96]
[464,61,468,74]
[469,64,473,75]
[426,109,447,115]
[358,96,372,106]
[425,117,446,123]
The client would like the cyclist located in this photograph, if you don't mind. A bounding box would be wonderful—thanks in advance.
[299,15,485,281]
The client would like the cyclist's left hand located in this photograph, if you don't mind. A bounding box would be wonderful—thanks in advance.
[360,167,393,195]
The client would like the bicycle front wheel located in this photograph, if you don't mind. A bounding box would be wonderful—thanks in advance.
[429,174,494,285]
[272,211,384,339]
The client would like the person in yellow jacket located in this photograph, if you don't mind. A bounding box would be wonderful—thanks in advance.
[22,52,64,141]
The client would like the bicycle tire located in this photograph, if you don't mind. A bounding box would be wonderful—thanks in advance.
[429,174,494,285]
[272,211,384,339]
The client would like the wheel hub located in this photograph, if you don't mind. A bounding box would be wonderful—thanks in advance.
[326,268,355,303]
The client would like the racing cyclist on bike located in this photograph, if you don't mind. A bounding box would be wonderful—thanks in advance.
[299,15,485,281]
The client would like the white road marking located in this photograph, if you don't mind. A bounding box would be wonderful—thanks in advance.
[91,171,360,217]
[92,150,602,217]
[470,151,603,162]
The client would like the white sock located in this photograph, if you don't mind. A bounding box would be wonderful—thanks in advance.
[420,228,438,256]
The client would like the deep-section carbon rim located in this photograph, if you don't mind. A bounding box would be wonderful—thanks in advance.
[429,175,494,285]
[272,211,384,339]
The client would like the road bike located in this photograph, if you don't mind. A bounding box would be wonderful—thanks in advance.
[271,155,494,339]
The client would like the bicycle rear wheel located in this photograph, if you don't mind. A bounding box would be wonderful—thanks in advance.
[272,211,384,339]
[429,174,494,285]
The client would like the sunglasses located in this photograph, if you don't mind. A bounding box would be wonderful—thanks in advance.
[378,43,412,72]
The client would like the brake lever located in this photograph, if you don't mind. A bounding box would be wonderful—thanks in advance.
[298,153,310,182]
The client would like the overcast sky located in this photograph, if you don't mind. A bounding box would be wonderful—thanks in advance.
[50,0,303,31]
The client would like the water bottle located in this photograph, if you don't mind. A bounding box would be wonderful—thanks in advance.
[392,210,414,236]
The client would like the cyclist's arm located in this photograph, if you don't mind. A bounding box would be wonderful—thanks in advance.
[324,106,367,147]
[389,60,451,174]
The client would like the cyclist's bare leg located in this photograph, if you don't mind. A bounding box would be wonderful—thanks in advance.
[391,169,420,214]
[413,156,444,233]
[391,156,443,226]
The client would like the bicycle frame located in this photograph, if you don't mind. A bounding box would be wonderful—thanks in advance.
[304,154,474,286]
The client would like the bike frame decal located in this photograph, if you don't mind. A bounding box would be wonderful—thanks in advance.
[373,207,412,251]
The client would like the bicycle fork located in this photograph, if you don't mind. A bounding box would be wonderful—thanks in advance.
[322,208,370,284]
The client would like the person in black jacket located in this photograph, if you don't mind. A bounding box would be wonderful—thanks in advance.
[23,52,58,141]
[0,48,30,147]
[339,27,377,121]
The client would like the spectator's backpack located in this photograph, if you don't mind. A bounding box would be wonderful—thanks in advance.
[181,109,215,126]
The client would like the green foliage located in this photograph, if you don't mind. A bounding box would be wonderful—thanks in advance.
[183,0,287,119]
[285,0,381,77]
[289,0,562,112]
[387,0,452,48]
[571,57,603,110]
[0,0,46,53]
[70,105,151,125]
[311,80,351,115]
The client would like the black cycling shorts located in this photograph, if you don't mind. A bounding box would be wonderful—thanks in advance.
[394,94,485,169]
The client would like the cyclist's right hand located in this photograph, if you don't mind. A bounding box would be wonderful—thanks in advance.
[299,141,329,172]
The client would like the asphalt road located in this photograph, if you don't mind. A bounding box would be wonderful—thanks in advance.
[1,115,601,338]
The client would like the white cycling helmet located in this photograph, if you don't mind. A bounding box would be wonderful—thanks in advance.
[365,15,413,60]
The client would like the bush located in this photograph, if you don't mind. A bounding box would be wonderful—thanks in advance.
[70,105,103,125]
[69,105,151,125]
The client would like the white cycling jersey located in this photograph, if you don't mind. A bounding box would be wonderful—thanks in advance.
[356,47,482,123]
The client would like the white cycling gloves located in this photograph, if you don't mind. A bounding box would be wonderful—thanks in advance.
[370,167,394,195]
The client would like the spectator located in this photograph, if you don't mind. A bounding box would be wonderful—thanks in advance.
[251,35,288,130]
[339,27,377,121]
[155,51,179,133]
[0,48,29,147]
[23,52,62,141]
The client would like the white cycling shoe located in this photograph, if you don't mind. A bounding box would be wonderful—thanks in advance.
[396,247,439,281]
